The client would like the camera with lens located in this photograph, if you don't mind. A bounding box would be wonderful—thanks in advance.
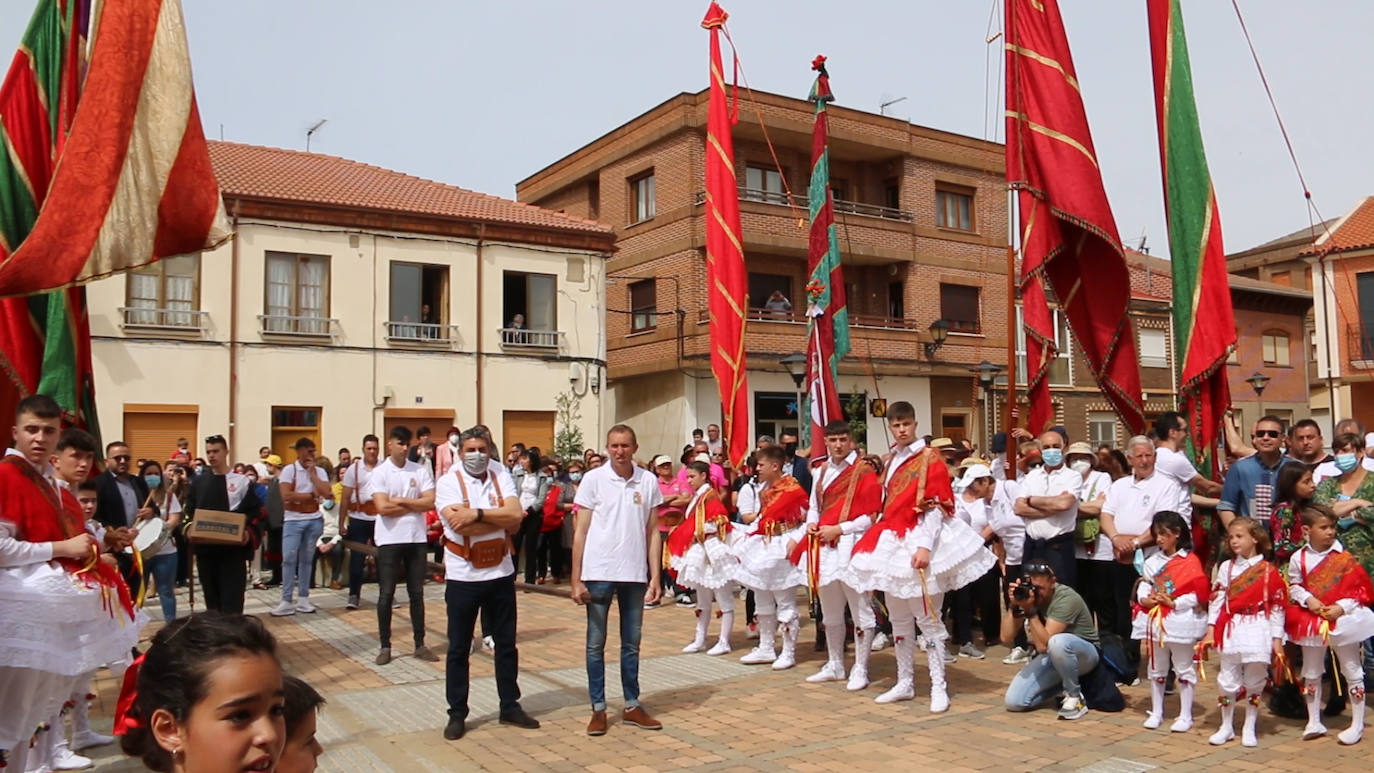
[1010,578,1037,603]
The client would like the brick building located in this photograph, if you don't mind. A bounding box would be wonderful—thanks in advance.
[517,88,1009,455]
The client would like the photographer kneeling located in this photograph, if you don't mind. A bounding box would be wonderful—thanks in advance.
[1002,561,1101,720]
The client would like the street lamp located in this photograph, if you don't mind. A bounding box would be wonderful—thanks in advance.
[971,360,1004,451]
[780,351,807,438]
[1246,371,1271,418]
[923,319,950,359]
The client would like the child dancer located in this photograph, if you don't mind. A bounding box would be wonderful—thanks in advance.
[1132,511,1208,732]
[845,401,997,712]
[668,461,738,656]
[1203,517,1286,747]
[1285,503,1374,744]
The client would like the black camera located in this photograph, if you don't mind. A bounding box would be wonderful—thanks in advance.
[1010,578,1036,602]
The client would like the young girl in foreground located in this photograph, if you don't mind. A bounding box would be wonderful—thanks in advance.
[1202,517,1286,747]
[1285,504,1374,745]
[117,613,285,773]
[667,461,738,655]
[1132,511,1208,732]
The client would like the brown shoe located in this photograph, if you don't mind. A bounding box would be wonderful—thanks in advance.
[622,706,662,731]
[586,710,608,736]
[328,580,343,590]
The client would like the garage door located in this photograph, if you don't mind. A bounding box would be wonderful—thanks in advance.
[502,410,554,456]
[123,406,198,464]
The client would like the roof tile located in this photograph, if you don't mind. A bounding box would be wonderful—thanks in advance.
[1309,195,1374,255]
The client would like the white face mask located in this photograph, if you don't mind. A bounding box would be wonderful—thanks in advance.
[1069,459,1093,475]
[462,451,489,475]
[448,434,460,446]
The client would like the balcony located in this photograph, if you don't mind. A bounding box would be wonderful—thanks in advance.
[257,314,338,340]
[696,308,926,331]
[119,306,208,333]
[384,321,458,346]
[499,327,562,350]
[1349,323,1374,369]
[694,187,914,223]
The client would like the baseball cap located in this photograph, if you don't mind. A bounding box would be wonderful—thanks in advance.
[959,464,993,487]
[693,453,712,464]
[651,455,672,468]
[264,454,283,467]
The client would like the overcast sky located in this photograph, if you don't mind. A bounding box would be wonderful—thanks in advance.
[3,1,1370,257]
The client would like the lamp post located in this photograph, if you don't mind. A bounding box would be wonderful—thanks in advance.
[780,352,807,439]
[1245,371,1271,420]
[923,319,950,359]
[971,360,1004,452]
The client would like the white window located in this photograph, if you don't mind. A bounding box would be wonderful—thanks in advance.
[1015,306,1071,386]
[1088,411,1117,449]
[1262,331,1290,366]
[745,166,785,203]
[126,254,200,327]
[631,172,655,222]
[1139,328,1168,368]
[264,252,330,335]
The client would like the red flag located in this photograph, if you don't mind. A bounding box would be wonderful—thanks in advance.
[805,285,843,460]
[804,56,846,457]
[702,3,749,468]
[1005,0,1145,435]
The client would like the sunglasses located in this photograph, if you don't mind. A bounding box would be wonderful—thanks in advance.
[1254,430,1281,439]
[204,435,226,445]
[111,454,131,462]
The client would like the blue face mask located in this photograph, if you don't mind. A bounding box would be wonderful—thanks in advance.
[1335,453,1359,473]
[1041,448,1064,468]
[569,472,583,482]
[144,474,162,490]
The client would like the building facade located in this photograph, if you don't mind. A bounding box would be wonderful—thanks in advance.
[87,142,616,465]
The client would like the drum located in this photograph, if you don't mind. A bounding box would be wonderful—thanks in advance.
[129,517,170,560]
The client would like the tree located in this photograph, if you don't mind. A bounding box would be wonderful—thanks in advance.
[843,389,868,449]
[554,391,584,460]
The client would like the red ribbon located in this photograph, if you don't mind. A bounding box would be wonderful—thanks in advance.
[112,653,146,736]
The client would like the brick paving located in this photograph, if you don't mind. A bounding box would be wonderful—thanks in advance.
[80,582,1368,772]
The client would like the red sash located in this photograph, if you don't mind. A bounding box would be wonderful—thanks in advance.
[1284,549,1374,640]
[852,448,953,555]
[1213,560,1285,651]
[1133,552,1209,619]
[666,489,730,560]
[786,462,882,566]
[751,477,808,535]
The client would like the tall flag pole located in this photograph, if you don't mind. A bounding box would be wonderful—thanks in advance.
[1005,0,1146,436]
[1147,0,1235,476]
[803,55,847,459]
[701,2,750,469]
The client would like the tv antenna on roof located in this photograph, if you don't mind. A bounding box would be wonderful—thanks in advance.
[306,118,328,151]
[879,96,907,116]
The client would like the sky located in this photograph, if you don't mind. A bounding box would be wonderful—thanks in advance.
[3,0,1371,258]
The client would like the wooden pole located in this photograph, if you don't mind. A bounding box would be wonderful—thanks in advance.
[1004,187,1018,480]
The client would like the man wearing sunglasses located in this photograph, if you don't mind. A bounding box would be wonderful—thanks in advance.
[1217,416,1298,529]
[95,440,160,599]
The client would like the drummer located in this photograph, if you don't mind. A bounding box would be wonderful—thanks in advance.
[138,459,184,622]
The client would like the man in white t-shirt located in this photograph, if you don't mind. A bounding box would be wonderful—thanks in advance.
[341,434,382,610]
[1014,430,1083,588]
[271,438,332,617]
[434,427,539,740]
[365,426,438,666]
[571,424,664,737]
[1152,412,1223,522]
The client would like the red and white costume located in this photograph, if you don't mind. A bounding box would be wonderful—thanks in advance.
[1131,548,1208,731]
[667,484,737,655]
[731,475,808,669]
[1206,554,1286,747]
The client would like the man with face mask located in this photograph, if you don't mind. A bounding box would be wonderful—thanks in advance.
[1014,430,1083,589]
[436,425,462,477]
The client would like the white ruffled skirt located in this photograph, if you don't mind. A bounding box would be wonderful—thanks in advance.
[1218,614,1279,662]
[0,561,146,677]
[671,537,738,590]
[793,532,862,587]
[1290,605,1374,648]
[731,528,806,591]
[844,517,996,598]
[1131,607,1208,645]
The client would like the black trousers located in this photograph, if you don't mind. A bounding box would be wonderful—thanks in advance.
[195,545,247,614]
[534,530,564,580]
[377,543,427,649]
[1023,533,1078,589]
[445,574,521,720]
[345,518,376,597]
[1101,560,1142,670]
[519,508,542,583]
[952,565,1003,646]
[1001,564,1029,649]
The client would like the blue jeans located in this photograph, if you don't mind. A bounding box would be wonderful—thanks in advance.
[1005,632,1100,711]
[584,581,646,712]
[145,552,178,622]
[281,518,324,602]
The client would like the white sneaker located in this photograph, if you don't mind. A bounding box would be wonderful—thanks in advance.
[739,646,776,665]
[69,730,114,751]
[771,650,796,670]
[1143,713,1163,730]
[682,639,707,654]
[1002,645,1031,665]
[805,662,845,683]
[869,631,890,652]
[1302,721,1327,740]
[1057,694,1088,720]
[957,642,985,659]
[874,680,915,704]
[1338,725,1364,745]
[930,687,950,714]
[846,667,870,691]
[269,600,296,617]
[482,635,495,653]
[52,746,93,771]
[1208,727,1235,745]
[295,597,317,614]
[706,640,731,656]
[1170,717,1194,733]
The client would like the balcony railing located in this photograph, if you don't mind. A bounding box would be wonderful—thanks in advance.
[1348,323,1374,366]
[384,321,457,345]
[258,314,337,338]
[697,308,928,331]
[119,306,208,332]
[694,187,915,223]
[500,328,562,349]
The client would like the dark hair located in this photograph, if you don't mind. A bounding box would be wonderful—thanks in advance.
[1256,415,1285,430]
[887,401,915,422]
[337,447,350,457]
[416,425,431,437]
[1023,560,1056,579]
[138,459,164,480]
[106,440,130,457]
[1332,432,1362,454]
[389,425,413,446]
[688,460,711,477]
[1275,462,1313,507]
[1153,411,1184,439]
[1288,418,1321,437]
[755,445,788,467]
[1300,503,1337,529]
[120,614,280,772]
[283,675,325,739]
[57,428,97,455]
[293,437,316,450]
[15,393,61,421]
[1150,511,1192,551]
[362,434,380,446]
[77,480,99,495]
[823,419,851,437]
[692,427,704,436]
[458,427,490,451]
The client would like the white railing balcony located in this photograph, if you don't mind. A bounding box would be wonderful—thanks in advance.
[694,188,915,223]
[257,314,337,338]
[119,307,208,332]
[500,328,562,349]
[385,321,458,345]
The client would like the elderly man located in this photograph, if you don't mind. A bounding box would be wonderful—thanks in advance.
[1100,436,1186,677]
[1014,430,1083,588]
[1218,416,1299,528]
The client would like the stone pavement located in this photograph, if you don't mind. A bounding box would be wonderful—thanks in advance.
[81,582,1369,772]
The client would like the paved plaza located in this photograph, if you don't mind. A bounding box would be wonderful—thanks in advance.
[81,582,1368,772]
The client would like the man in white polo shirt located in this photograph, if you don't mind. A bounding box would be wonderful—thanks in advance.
[365,426,439,666]
[1152,411,1223,522]
[435,427,539,741]
[1014,430,1083,588]
[340,434,382,610]
[271,438,332,617]
[1100,435,1184,677]
[571,424,664,737]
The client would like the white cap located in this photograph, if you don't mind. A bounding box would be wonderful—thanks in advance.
[1365,432,1374,450]
[651,455,672,468]
[693,452,712,464]
[959,464,993,487]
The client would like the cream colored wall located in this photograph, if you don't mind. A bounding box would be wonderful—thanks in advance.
[86,218,607,463]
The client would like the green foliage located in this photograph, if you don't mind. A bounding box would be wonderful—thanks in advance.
[554,391,584,460]
[843,390,867,446]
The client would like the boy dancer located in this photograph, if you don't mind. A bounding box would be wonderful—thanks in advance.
[733,445,810,670]
[846,401,996,712]
[789,420,883,690]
